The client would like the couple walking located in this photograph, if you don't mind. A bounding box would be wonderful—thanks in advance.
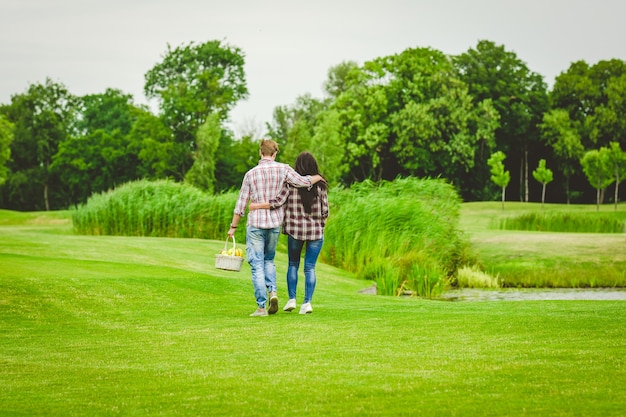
[228,139,329,317]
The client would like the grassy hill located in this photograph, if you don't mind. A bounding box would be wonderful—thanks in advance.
[1,208,625,416]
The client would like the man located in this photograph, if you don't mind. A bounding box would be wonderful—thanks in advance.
[228,139,323,317]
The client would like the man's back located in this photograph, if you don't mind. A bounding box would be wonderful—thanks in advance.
[235,159,311,229]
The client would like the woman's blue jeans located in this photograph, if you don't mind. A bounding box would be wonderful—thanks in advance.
[246,226,280,308]
[287,235,324,303]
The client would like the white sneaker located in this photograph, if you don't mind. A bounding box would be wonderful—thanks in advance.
[299,303,312,314]
[283,299,296,312]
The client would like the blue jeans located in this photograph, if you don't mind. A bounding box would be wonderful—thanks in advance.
[287,235,324,304]
[246,226,280,308]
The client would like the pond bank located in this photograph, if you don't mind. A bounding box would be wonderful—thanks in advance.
[438,287,626,302]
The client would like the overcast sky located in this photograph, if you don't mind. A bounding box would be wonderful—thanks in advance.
[1,0,625,135]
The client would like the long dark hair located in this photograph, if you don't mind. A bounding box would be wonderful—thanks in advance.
[295,152,326,214]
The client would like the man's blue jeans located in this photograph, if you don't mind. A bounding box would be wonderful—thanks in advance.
[287,235,324,304]
[246,226,280,308]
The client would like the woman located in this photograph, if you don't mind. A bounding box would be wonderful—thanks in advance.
[249,152,329,314]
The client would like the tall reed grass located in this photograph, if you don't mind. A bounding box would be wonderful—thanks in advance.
[322,177,474,298]
[73,177,474,298]
[496,212,626,233]
[72,179,242,241]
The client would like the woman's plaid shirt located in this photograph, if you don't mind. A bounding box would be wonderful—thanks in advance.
[270,182,329,241]
[234,158,313,229]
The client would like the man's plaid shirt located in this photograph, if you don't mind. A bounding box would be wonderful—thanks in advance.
[270,182,329,241]
[234,158,312,229]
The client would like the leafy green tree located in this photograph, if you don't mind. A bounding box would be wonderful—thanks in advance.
[211,131,250,193]
[539,109,585,203]
[185,113,221,193]
[220,134,261,190]
[1,78,76,210]
[551,59,626,149]
[323,61,359,98]
[488,151,510,210]
[454,40,549,202]
[266,94,326,166]
[0,114,14,186]
[75,88,135,135]
[604,141,626,210]
[580,149,613,211]
[532,159,553,209]
[126,108,177,180]
[321,46,498,190]
[51,90,154,205]
[53,129,136,204]
[144,40,248,180]
[311,109,347,186]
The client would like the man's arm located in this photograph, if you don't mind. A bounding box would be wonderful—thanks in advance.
[284,165,324,188]
[249,183,290,211]
[228,175,250,237]
[228,213,241,238]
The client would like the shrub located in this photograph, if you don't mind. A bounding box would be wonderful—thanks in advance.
[456,266,500,288]
[496,212,625,233]
[322,177,475,298]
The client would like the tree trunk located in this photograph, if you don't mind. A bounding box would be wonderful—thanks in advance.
[541,183,546,210]
[524,148,529,203]
[565,175,570,205]
[44,181,50,211]
[615,178,620,212]
[596,182,600,212]
[44,160,50,211]
[501,186,506,210]
[519,156,523,202]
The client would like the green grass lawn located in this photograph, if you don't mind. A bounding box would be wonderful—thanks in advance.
[1,208,625,416]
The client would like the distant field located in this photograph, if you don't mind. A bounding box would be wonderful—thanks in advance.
[459,202,626,287]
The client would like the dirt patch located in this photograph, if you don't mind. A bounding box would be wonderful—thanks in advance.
[26,216,71,225]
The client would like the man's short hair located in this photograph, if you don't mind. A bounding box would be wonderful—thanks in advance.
[260,139,279,156]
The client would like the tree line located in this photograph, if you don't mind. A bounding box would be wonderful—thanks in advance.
[0,39,625,211]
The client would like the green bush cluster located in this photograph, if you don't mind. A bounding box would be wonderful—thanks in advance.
[72,179,241,241]
[496,212,626,233]
[322,177,474,298]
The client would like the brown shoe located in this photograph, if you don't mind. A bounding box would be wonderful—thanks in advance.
[250,308,268,317]
[268,292,278,314]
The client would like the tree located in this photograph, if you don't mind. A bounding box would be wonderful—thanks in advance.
[539,109,584,203]
[551,59,626,204]
[320,46,498,189]
[266,94,326,166]
[532,159,553,209]
[144,40,248,180]
[185,113,221,193]
[604,142,626,211]
[212,131,256,193]
[488,151,510,210]
[311,109,347,186]
[126,109,177,180]
[454,40,549,203]
[51,90,157,205]
[323,61,359,98]
[75,88,135,136]
[580,149,613,211]
[1,78,76,210]
[0,114,14,186]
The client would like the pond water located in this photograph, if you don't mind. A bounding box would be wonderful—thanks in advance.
[438,288,626,302]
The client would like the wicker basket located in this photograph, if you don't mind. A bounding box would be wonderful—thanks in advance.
[215,235,244,272]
